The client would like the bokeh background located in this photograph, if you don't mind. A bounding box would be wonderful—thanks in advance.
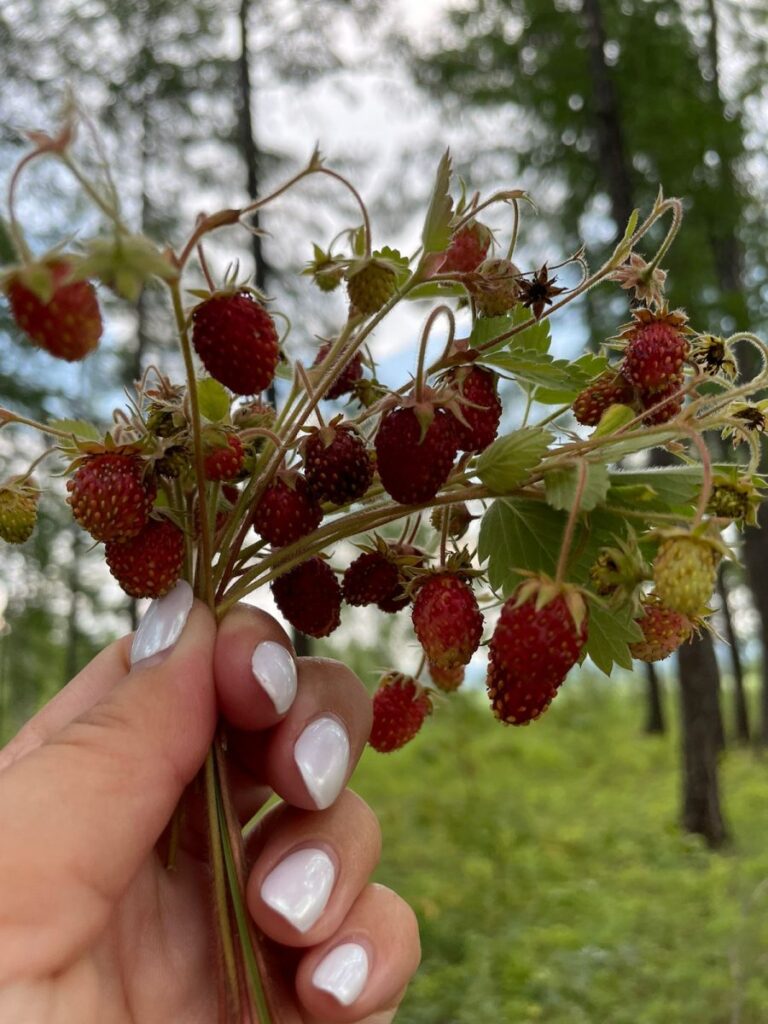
[3,1,768,1020]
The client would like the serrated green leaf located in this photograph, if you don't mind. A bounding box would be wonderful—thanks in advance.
[585,602,643,676]
[405,282,466,301]
[545,463,610,512]
[470,303,551,355]
[475,427,552,494]
[596,431,679,460]
[606,465,706,511]
[421,150,454,254]
[48,418,101,440]
[372,246,411,286]
[197,378,231,421]
[0,218,17,267]
[480,349,574,390]
[534,353,609,404]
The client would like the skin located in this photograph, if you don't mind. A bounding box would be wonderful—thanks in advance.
[0,602,420,1023]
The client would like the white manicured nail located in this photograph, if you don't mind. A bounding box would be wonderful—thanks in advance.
[313,943,369,1006]
[251,641,297,714]
[260,848,335,933]
[294,717,349,809]
[130,580,194,666]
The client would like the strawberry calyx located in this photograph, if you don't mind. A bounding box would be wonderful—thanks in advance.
[512,573,589,636]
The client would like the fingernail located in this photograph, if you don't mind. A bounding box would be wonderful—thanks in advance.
[294,716,350,809]
[251,641,297,714]
[313,943,369,1006]
[260,848,335,933]
[130,580,194,666]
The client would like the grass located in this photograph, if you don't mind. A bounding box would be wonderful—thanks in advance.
[353,677,768,1023]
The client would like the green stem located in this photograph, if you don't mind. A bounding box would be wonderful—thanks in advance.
[554,460,588,585]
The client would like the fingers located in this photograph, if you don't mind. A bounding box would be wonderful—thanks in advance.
[0,582,217,982]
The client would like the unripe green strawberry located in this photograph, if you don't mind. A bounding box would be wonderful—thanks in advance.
[0,482,39,544]
[573,370,636,426]
[629,596,693,663]
[67,453,156,543]
[412,573,483,669]
[652,533,722,616]
[346,259,397,316]
[369,673,432,752]
[706,477,760,524]
[105,518,185,599]
[430,502,472,540]
[471,257,522,317]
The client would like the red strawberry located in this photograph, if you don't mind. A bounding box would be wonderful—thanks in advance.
[253,472,322,547]
[622,317,690,391]
[375,406,457,505]
[7,259,102,361]
[640,375,684,425]
[369,673,432,752]
[204,434,245,481]
[312,342,363,401]
[573,370,636,426]
[412,573,483,669]
[448,366,502,452]
[303,423,373,505]
[343,551,400,607]
[67,453,156,543]
[191,291,279,395]
[105,519,185,599]
[629,597,693,663]
[429,662,465,692]
[271,557,342,638]
[439,221,492,274]
[487,580,588,725]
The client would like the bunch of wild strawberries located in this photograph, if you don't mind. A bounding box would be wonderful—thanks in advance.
[1,135,765,755]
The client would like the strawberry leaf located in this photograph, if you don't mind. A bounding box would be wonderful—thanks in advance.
[545,463,610,512]
[48,418,101,441]
[584,601,643,676]
[469,303,551,355]
[475,427,552,494]
[534,353,609,404]
[421,149,454,254]
[479,349,573,391]
[606,465,715,512]
[197,378,231,422]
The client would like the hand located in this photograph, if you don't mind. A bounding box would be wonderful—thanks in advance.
[0,582,419,1023]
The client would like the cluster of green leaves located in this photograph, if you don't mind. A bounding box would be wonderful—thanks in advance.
[356,685,768,1024]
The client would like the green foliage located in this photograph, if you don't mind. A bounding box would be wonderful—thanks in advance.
[421,149,454,254]
[474,427,552,494]
[355,686,768,1023]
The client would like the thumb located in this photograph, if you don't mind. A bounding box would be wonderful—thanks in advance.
[0,581,217,983]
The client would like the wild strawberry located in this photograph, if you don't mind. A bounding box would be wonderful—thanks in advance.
[312,342,364,401]
[0,481,39,544]
[447,366,502,452]
[303,423,373,505]
[412,573,483,669]
[707,476,760,524]
[105,518,185,599]
[639,375,684,425]
[620,310,690,391]
[346,259,397,316]
[429,662,465,692]
[430,502,472,540]
[573,370,636,426]
[629,596,693,663]
[471,258,522,317]
[369,673,432,753]
[252,472,322,547]
[439,220,492,274]
[67,453,156,543]
[191,290,279,395]
[271,557,342,638]
[375,406,458,504]
[343,551,399,606]
[233,398,276,431]
[204,434,245,481]
[6,259,102,361]
[652,532,722,616]
[487,579,588,725]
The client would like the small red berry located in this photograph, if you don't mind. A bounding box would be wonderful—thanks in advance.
[629,597,693,663]
[622,321,690,391]
[369,673,432,753]
[375,406,457,505]
[343,551,400,607]
[429,662,465,692]
[573,370,636,426]
[67,453,156,543]
[448,366,502,452]
[640,375,684,425]
[412,573,483,669]
[271,557,342,638]
[191,291,279,395]
[312,342,363,401]
[304,424,374,505]
[105,519,185,599]
[439,221,492,274]
[253,473,322,547]
[204,435,245,481]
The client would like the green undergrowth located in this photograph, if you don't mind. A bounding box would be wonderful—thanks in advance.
[353,677,768,1024]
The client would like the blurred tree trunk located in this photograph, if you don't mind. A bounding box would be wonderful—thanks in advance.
[678,631,728,847]
[643,662,665,735]
[744,505,768,747]
[717,567,750,744]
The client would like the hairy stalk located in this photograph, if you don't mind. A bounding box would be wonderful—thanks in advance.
[415,306,455,400]
[555,460,589,585]
[684,428,714,528]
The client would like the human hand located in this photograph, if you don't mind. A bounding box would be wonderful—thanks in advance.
[0,582,419,1023]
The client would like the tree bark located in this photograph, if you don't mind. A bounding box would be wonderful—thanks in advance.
[744,504,768,746]
[677,630,728,847]
[717,566,750,744]
[643,661,665,735]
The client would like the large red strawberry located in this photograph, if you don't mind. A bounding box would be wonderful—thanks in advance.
[620,310,690,391]
[573,370,636,426]
[412,573,483,669]
[369,673,432,752]
[629,596,693,663]
[448,366,502,452]
[67,453,156,543]
[487,579,588,725]
[191,290,279,395]
[204,434,245,481]
[303,422,373,505]
[105,518,185,599]
[271,557,342,638]
[7,259,102,361]
[253,472,322,547]
[312,342,364,401]
[439,221,492,274]
[375,405,457,504]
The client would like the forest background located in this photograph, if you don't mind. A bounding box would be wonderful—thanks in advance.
[2,1,768,1020]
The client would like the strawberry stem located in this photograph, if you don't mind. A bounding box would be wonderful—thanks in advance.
[555,459,589,586]
[415,305,454,402]
[684,427,714,528]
